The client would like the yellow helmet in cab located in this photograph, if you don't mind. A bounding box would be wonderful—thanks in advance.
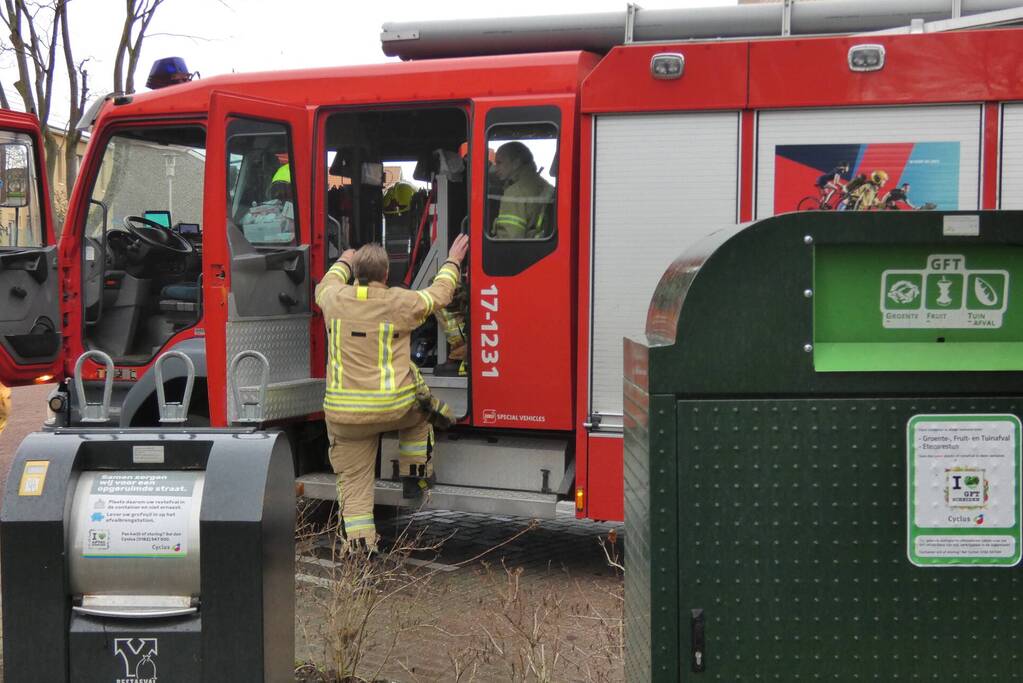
[383,181,417,216]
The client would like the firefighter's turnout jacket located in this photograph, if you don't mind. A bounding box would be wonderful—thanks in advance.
[315,259,461,423]
[492,168,555,239]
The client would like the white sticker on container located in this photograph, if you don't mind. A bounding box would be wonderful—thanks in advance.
[132,445,165,464]
[942,215,980,237]
[83,472,196,559]
[907,414,1021,566]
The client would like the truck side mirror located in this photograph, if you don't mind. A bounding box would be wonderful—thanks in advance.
[0,142,31,208]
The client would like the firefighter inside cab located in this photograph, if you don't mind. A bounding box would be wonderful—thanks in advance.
[315,233,469,554]
[490,142,554,239]
[240,161,295,243]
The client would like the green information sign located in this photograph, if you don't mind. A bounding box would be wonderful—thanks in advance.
[814,245,1023,371]
[907,414,1021,567]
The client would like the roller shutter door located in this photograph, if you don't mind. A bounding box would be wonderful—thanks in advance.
[1002,103,1023,209]
[757,105,982,218]
[590,112,739,425]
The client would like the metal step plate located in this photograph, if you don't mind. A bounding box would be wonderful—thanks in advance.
[296,473,563,519]
[381,432,568,492]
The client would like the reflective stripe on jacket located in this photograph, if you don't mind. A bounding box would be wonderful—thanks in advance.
[492,170,554,239]
[315,259,460,424]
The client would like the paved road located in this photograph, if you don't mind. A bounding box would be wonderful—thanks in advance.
[0,383,54,495]
[0,384,625,681]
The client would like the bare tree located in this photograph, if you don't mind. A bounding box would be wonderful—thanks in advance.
[0,0,63,179]
[58,0,86,201]
[1,0,167,219]
[113,0,165,95]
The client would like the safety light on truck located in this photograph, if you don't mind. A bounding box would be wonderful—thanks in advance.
[848,44,886,72]
[650,53,684,80]
[146,57,195,89]
[576,487,585,511]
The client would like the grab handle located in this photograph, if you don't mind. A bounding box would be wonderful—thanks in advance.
[154,351,196,424]
[229,350,270,424]
[73,350,114,423]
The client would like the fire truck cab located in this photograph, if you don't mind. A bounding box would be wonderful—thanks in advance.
[4,2,1023,522]
[2,52,593,517]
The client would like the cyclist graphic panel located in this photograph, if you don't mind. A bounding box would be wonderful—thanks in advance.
[776,142,958,213]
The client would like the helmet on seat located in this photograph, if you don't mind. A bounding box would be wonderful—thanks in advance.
[383,181,417,216]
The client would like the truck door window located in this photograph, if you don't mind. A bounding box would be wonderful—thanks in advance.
[485,123,558,241]
[82,125,206,363]
[0,132,44,248]
[226,118,298,247]
[481,106,561,276]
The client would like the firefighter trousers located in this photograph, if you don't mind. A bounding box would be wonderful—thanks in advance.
[325,406,434,548]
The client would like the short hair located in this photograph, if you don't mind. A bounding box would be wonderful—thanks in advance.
[496,141,536,171]
[353,243,388,284]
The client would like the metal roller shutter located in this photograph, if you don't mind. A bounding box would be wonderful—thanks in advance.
[590,112,739,426]
[1002,103,1023,209]
[757,105,982,218]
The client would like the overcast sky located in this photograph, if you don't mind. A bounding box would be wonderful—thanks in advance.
[1,0,735,126]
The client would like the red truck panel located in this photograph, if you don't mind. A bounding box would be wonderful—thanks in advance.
[749,30,1023,108]
[581,42,748,114]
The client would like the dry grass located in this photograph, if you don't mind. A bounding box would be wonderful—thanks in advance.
[293,499,624,682]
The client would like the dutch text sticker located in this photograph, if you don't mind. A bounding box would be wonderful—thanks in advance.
[907,415,1022,567]
[82,472,198,559]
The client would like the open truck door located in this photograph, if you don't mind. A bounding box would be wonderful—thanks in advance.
[202,91,320,427]
[0,109,61,387]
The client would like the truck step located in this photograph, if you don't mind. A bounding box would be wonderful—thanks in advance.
[296,473,567,519]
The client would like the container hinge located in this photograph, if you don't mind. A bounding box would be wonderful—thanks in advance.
[690,608,706,673]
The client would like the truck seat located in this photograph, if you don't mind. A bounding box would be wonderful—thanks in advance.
[159,282,199,313]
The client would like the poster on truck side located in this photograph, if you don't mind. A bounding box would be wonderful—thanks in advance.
[907,415,1022,567]
[774,142,960,213]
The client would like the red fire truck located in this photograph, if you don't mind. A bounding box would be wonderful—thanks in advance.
[2,1,1022,522]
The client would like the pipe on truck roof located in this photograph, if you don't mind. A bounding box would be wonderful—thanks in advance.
[381,0,1023,60]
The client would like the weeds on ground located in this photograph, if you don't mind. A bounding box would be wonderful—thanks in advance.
[432,528,625,682]
[294,500,624,682]
[294,499,446,682]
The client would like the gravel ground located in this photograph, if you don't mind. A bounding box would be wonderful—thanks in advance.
[0,385,625,682]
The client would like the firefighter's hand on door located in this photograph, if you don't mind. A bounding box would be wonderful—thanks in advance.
[448,234,469,265]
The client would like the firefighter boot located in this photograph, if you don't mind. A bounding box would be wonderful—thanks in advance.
[340,535,377,559]
[402,463,436,498]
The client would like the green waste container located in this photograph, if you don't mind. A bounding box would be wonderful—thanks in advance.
[624,211,1023,681]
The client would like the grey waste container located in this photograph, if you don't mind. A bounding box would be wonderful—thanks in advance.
[1,428,295,682]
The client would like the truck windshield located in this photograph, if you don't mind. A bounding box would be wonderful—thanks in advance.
[86,126,206,237]
[0,130,44,248]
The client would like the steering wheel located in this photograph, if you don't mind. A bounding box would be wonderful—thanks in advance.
[122,215,193,254]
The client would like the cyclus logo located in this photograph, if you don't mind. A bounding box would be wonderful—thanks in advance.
[113,637,158,682]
